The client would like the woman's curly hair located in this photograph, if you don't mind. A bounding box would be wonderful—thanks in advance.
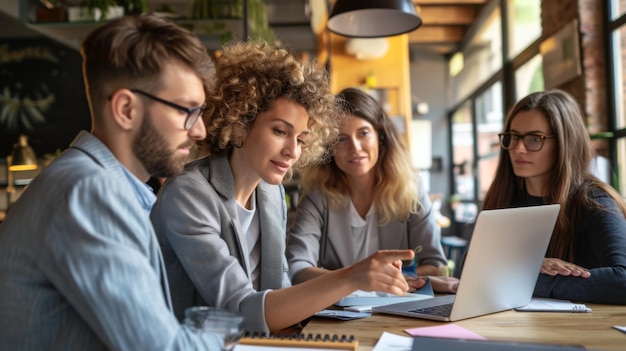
[201,40,341,169]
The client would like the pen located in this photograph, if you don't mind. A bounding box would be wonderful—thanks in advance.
[413,245,423,255]
[402,245,422,278]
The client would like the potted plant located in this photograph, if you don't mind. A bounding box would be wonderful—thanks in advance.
[248,0,274,44]
[118,0,148,15]
[87,0,124,21]
[67,0,125,22]
[190,0,274,45]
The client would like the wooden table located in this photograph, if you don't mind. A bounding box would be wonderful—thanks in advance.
[302,303,626,350]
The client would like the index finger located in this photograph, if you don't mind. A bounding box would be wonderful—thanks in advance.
[376,249,415,261]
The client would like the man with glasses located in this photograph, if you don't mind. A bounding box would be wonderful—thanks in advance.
[0,15,222,350]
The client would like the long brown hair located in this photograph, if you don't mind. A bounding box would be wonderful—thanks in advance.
[482,90,626,260]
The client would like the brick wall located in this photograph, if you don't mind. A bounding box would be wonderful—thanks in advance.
[542,0,608,154]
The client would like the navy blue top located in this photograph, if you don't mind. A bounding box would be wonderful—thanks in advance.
[514,190,626,305]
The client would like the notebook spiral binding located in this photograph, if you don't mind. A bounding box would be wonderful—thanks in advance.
[240,332,358,350]
[244,332,355,342]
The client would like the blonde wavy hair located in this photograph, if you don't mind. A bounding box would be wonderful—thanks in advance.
[300,87,421,224]
[201,40,340,170]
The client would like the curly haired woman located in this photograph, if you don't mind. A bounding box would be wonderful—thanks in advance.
[151,41,414,334]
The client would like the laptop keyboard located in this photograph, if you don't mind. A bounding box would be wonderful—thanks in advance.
[409,303,453,317]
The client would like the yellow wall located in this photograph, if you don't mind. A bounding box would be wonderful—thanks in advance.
[328,33,413,146]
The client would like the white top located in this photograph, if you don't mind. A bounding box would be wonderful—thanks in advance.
[287,179,448,280]
[238,191,261,290]
[349,201,379,262]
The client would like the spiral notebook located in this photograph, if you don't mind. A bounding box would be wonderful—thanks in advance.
[514,298,592,313]
[236,333,358,350]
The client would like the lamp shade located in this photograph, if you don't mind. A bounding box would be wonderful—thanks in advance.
[9,135,38,172]
[327,0,422,38]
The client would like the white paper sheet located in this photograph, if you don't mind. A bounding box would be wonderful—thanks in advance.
[371,331,413,351]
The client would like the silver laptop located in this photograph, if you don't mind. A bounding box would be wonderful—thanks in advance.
[373,204,560,322]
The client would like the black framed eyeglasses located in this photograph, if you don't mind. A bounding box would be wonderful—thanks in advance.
[130,89,206,130]
[498,132,556,152]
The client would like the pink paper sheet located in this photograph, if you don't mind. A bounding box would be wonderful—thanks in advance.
[405,324,487,340]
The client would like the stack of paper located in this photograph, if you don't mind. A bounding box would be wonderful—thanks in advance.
[514,298,591,313]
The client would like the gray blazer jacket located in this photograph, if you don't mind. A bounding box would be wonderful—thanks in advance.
[152,155,290,334]
[286,183,447,280]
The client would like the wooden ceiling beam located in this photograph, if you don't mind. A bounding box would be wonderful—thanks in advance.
[414,0,487,4]
[408,25,465,43]
[410,43,458,55]
[418,5,479,25]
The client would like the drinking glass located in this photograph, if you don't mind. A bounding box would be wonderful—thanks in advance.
[184,306,244,351]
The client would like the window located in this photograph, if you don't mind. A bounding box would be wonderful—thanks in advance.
[507,0,542,58]
[475,82,503,200]
[609,2,626,196]
[446,0,544,217]
[450,5,502,104]
[612,26,626,129]
[617,138,626,195]
[610,0,626,21]
[515,54,544,101]
[451,102,475,201]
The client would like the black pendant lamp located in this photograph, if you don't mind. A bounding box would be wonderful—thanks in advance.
[327,0,422,38]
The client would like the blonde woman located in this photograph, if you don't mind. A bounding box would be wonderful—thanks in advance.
[287,87,457,293]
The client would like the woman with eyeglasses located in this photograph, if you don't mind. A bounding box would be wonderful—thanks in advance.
[482,89,626,304]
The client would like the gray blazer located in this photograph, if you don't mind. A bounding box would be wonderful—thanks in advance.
[286,183,447,280]
[152,155,290,334]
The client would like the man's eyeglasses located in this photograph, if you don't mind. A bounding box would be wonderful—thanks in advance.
[498,132,556,152]
[131,89,206,130]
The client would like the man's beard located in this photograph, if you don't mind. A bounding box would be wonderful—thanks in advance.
[133,113,190,178]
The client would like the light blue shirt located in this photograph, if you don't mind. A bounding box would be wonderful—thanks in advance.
[121,163,157,215]
[0,131,221,350]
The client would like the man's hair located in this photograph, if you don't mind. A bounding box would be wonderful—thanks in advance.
[81,15,215,115]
